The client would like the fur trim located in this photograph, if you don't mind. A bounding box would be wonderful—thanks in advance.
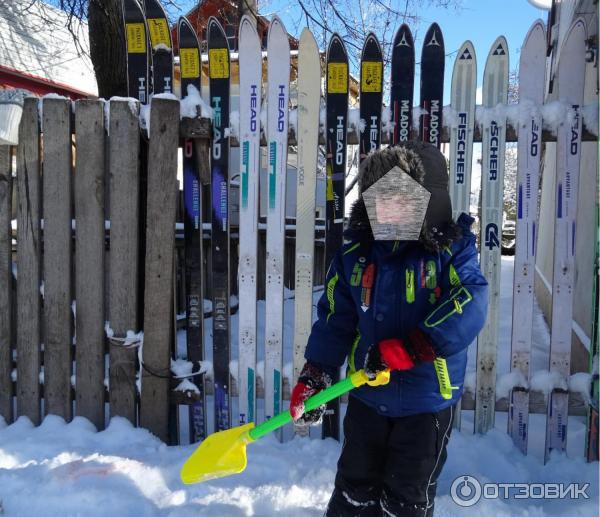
[346,197,462,252]
[358,145,426,193]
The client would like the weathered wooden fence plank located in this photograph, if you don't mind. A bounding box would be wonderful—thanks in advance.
[139,98,179,442]
[0,145,13,423]
[108,100,140,425]
[74,100,105,429]
[16,98,41,424]
[42,98,73,421]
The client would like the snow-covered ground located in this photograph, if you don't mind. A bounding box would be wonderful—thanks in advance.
[1,257,598,515]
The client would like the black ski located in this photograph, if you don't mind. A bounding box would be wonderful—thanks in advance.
[419,23,444,148]
[390,24,414,145]
[359,33,383,161]
[322,34,349,441]
[144,0,173,94]
[207,17,231,433]
[123,0,149,103]
[178,16,206,443]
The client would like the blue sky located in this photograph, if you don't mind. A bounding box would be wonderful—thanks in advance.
[259,0,549,104]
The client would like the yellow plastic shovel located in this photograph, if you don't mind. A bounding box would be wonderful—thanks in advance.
[180,368,390,484]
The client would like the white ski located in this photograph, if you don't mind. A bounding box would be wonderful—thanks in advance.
[475,36,509,434]
[545,17,587,463]
[237,15,262,427]
[449,40,476,220]
[508,20,546,454]
[448,40,476,430]
[264,16,290,432]
[293,28,320,417]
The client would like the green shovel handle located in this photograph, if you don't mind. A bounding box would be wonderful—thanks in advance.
[248,368,390,441]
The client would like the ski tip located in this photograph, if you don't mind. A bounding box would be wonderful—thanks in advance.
[456,40,476,62]
[486,36,508,61]
[361,33,383,66]
[267,15,290,52]
[327,33,348,58]
[207,16,227,43]
[268,14,286,37]
[563,16,587,44]
[239,14,260,45]
[423,22,444,51]
[299,27,318,49]
[178,16,196,41]
[239,14,256,31]
[525,18,547,42]
[393,24,414,49]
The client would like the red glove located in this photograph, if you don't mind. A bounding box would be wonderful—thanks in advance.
[364,329,436,379]
[290,362,332,425]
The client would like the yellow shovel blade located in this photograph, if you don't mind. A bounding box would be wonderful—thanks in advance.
[180,422,255,484]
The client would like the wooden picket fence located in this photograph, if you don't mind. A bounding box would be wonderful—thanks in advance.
[0,95,594,447]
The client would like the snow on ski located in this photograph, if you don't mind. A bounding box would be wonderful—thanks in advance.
[322,34,349,441]
[545,17,587,463]
[419,23,444,148]
[207,17,232,433]
[293,27,320,428]
[448,40,476,221]
[178,16,205,443]
[122,0,149,103]
[264,16,290,432]
[508,20,546,455]
[390,24,414,145]
[475,36,508,435]
[358,33,383,161]
[237,15,262,427]
[144,0,173,94]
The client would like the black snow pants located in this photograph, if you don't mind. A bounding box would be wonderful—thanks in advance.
[324,395,454,517]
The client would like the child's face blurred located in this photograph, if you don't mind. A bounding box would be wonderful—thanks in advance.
[375,192,416,224]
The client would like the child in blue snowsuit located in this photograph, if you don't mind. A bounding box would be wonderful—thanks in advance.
[290,142,488,516]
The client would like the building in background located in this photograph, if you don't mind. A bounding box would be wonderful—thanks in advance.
[0,0,98,98]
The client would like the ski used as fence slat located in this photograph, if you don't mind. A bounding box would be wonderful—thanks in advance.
[419,23,444,148]
[207,17,232,434]
[476,36,508,435]
[545,17,587,463]
[178,15,206,443]
[265,16,290,440]
[508,19,546,455]
[238,15,262,428]
[144,0,173,95]
[449,40,476,221]
[293,27,321,436]
[322,33,349,441]
[123,0,149,103]
[390,24,414,145]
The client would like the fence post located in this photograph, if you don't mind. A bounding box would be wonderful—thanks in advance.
[42,98,73,421]
[0,145,12,424]
[139,98,179,442]
[74,99,106,429]
[108,99,140,425]
[16,98,41,425]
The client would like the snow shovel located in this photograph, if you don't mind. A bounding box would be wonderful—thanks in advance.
[180,368,390,484]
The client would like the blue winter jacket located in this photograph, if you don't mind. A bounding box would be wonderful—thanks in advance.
[304,213,488,417]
